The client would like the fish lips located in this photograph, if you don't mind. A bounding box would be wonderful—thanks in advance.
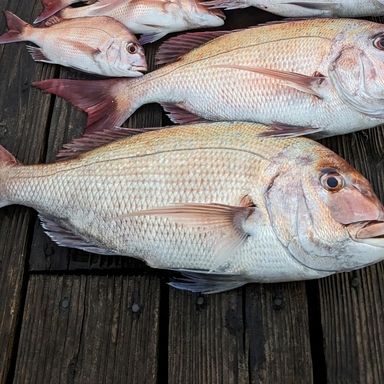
[351,221,384,247]
[126,65,147,77]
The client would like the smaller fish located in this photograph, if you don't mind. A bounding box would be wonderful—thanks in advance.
[0,11,147,77]
[203,0,384,17]
[35,0,226,44]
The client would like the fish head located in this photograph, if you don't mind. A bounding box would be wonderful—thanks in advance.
[329,21,384,118]
[178,0,225,27]
[265,140,384,273]
[101,36,147,77]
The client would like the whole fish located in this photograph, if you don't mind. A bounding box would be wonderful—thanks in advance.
[1,122,384,293]
[34,19,384,137]
[35,0,226,44]
[0,11,147,77]
[203,0,384,17]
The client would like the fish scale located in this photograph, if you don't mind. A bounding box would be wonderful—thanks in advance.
[3,123,301,275]
[204,0,384,17]
[57,0,225,42]
[0,12,147,76]
[33,17,384,136]
[135,20,377,136]
[1,122,383,292]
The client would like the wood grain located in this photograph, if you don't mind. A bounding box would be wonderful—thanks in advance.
[0,1,56,380]
[168,282,312,384]
[319,126,384,384]
[13,274,160,384]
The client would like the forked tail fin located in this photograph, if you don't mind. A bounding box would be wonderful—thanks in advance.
[0,11,30,44]
[34,0,79,23]
[0,145,19,208]
[33,78,142,133]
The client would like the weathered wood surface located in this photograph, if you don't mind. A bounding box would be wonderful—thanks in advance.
[13,275,160,384]
[168,284,312,384]
[319,127,384,384]
[0,1,56,381]
[0,3,383,384]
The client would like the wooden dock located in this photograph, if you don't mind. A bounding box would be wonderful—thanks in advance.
[0,2,383,383]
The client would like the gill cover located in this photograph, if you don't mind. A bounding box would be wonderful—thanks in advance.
[329,47,384,119]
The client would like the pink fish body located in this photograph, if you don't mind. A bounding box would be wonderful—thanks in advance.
[1,122,384,293]
[0,11,147,77]
[35,0,226,44]
[203,0,384,17]
[34,18,384,136]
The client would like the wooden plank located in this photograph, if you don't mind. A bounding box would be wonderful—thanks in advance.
[13,274,160,384]
[245,283,312,383]
[168,283,312,384]
[168,287,249,384]
[0,1,57,381]
[318,127,384,384]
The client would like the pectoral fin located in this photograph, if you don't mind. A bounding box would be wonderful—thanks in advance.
[129,199,258,271]
[217,64,326,98]
[260,122,324,138]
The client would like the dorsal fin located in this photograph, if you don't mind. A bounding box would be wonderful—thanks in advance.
[56,126,160,161]
[155,30,232,66]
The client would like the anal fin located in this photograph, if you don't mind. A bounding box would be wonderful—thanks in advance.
[169,271,246,294]
[161,103,207,124]
[26,45,51,63]
[139,32,167,45]
[39,214,117,255]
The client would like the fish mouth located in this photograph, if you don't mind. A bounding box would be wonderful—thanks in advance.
[132,65,147,73]
[353,221,384,247]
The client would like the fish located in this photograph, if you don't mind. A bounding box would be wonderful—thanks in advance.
[34,0,226,44]
[0,11,147,77]
[1,121,384,293]
[33,18,384,137]
[202,0,384,17]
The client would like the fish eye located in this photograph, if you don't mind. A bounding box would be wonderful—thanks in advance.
[126,43,138,54]
[320,171,345,192]
[373,35,384,50]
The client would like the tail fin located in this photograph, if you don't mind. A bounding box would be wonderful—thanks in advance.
[33,78,141,133]
[0,11,29,44]
[0,145,18,208]
[34,0,79,24]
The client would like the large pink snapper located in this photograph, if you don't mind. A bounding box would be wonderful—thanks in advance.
[1,122,384,293]
[203,0,384,17]
[0,11,146,77]
[35,0,225,44]
[34,19,384,137]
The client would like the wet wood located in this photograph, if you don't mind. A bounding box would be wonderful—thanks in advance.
[13,274,160,384]
[0,1,56,381]
[168,283,312,384]
[319,126,384,384]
